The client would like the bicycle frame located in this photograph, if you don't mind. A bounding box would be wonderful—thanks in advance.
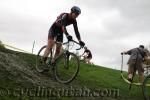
[51,40,82,61]
[62,40,81,50]
[53,40,83,83]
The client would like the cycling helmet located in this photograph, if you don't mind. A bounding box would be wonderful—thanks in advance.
[71,6,81,15]
[139,45,144,49]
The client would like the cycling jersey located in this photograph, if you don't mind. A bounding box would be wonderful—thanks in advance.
[127,48,146,61]
[48,13,81,42]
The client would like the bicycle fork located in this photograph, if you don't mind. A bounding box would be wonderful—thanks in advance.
[64,51,70,69]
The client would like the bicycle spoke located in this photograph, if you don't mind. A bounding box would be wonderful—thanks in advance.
[54,52,79,83]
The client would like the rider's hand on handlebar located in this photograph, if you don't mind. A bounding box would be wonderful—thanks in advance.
[121,52,127,55]
[79,41,85,47]
[67,35,72,41]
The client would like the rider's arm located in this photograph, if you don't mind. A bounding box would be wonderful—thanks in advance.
[122,51,129,55]
[73,21,81,41]
[62,26,69,36]
[122,48,133,55]
[122,50,132,55]
[60,13,70,36]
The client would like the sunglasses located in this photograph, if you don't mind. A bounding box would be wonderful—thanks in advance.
[73,12,79,16]
[75,13,80,16]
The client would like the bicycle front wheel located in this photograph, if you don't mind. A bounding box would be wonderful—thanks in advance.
[54,52,79,83]
[142,75,150,100]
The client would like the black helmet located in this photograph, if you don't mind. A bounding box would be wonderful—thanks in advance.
[139,45,144,49]
[71,6,81,15]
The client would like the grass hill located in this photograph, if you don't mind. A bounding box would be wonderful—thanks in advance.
[0,46,144,100]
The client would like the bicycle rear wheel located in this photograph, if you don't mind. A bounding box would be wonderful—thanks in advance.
[142,74,150,100]
[54,51,79,83]
[36,45,52,72]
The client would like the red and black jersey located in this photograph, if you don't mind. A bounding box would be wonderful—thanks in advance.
[50,13,81,40]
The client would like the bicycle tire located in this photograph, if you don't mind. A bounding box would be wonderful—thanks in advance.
[36,45,52,72]
[142,74,150,100]
[54,51,79,83]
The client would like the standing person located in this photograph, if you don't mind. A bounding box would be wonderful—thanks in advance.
[81,47,92,64]
[121,45,147,83]
[41,6,85,72]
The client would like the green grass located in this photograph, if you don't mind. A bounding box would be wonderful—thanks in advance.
[76,63,144,100]
[0,48,146,100]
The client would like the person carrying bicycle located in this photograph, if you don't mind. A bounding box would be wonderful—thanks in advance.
[41,6,85,72]
[81,47,92,64]
[121,45,148,83]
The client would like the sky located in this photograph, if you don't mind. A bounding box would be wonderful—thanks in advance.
[0,0,150,70]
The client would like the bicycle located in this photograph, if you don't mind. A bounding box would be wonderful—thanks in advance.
[142,69,150,100]
[36,40,83,84]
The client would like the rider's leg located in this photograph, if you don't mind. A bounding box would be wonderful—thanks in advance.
[51,32,63,63]
[83,56,87,63]
[128,61,135,81]
[40,37,55,73]
[43,37,55,62]
[51,43,62,63]
[87,57,92,64]
[86,58,90,64]
[137,61,144,83]
[42,27,57,62]
[85,58,90,64]
[139,73,144,84]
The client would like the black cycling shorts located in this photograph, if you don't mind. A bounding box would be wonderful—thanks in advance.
[48,27,63,43]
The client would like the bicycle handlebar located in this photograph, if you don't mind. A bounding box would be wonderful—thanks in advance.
[63,40,84,50]
[71,40,84,50]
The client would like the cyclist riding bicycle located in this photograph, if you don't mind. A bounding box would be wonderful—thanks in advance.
[81,47,92,64]
[121,45,148,83]
[41,6,85,72]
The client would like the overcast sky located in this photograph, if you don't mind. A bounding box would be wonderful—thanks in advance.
[0,0,150,70]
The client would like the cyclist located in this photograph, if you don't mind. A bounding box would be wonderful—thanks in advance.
[121,45,148,83]
[81,47,92,64]
[41,6,85,72]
